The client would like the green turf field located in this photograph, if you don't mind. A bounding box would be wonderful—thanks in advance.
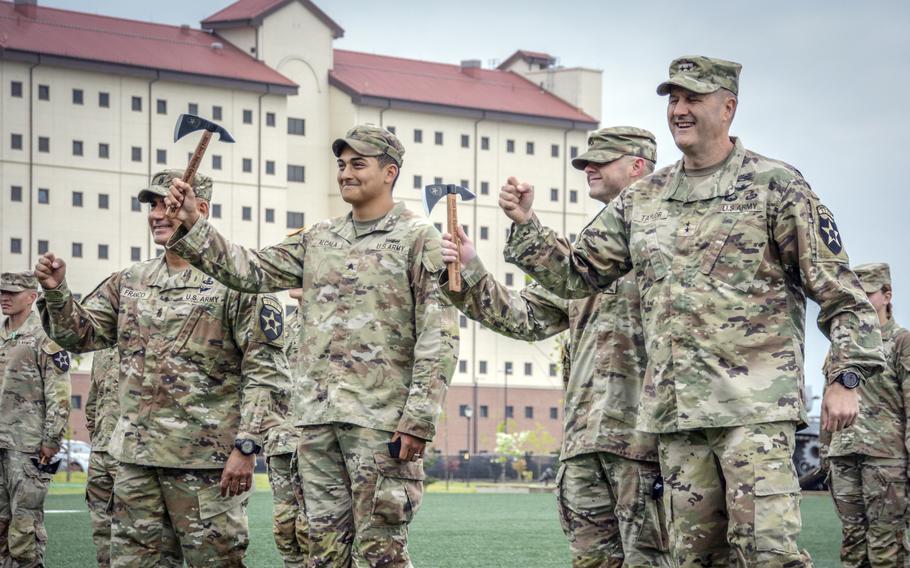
[44,487,842,567]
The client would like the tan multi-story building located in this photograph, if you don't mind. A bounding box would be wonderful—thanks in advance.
[1,0,602,455]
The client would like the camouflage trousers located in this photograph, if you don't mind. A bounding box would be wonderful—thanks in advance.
[659,422,813,567]
[555,452,672,568]
[268,453,308,567]
[0,449,51,568]
[111,462,250,568]
[828,454,907,567]
[296,423,425,568]
[85,450,119,567]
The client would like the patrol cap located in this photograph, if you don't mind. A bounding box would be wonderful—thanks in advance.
[571,126,657,171]
[137,169,213,204]
[0,271,38,293]
[657,55,742,96]
[854,263,891,293]
[332,124,405,167]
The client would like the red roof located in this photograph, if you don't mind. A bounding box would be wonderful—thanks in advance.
[0,1,296,92]
[330,50,596,126]
[202,0,343,39]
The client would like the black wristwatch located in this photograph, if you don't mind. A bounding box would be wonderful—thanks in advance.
[234,439,262,456]
[834,371,861,389]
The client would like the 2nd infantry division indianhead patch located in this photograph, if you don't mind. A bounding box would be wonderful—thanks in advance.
[816,205,844,255]
[52,351,71,373]
[259,298,284,342]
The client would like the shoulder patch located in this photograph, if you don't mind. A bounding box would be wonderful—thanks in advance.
[816,205,843,255]
[51,348,71,372]
[258,296,284,341]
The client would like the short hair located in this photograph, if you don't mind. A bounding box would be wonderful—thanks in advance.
[377,153,400,190]
[641,159,656,175]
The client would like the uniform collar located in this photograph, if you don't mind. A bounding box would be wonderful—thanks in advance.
[147,257,206,291]
[0,311,40,340]
[663,137,746,202]
[330,201,407,243]
[881,318,897,339]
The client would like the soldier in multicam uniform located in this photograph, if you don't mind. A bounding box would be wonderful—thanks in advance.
[440,128,671,568]
[499,55,885,566]
[825,263,909,567]
[265,286,307,567]
[0,272,71,568]
[34,170,291,568]
[163,125,459,567]
[84,347,122,567]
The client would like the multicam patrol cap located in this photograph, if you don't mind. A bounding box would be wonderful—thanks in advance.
[332,124,405,167]
[854,262,891,293]
[137,169,213,204]
[0,271,38,292]
[657,55,742,96]
[571,126,657,171]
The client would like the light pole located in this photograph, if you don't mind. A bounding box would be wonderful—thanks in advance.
[503,366,512,433]
[464,405,473,486]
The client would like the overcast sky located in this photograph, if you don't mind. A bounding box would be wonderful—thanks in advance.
[50,0,910,415]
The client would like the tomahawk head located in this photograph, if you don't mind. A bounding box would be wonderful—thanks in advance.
[174,113,235,143]
[423,183,476,216]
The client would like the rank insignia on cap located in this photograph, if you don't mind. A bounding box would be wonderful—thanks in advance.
[677,60,695,71]
[816,205,843,255]
[52,351,71,372]
[259,299,284,341]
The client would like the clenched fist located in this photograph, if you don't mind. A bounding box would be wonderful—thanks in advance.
[34,252,67,290]
[499,176,535,224]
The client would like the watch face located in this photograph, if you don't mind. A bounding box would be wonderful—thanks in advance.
[842,372,860,389]
[240,440,255,454]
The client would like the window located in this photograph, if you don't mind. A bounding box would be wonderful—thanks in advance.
[211,105,222,120]
[71,395,82,410]
[242,158,253,173]
[479,360,488,374]
[506,139,515,153]
[506,406,514,418]
[99,92,110,108]
[243,109,253,124]
[11,81,22,97]
[434,176,443,185]
[11,186,23,202]
[72,242,83,257]
[549,363,557,377]
[524,362,532,376]
[131,147,142,162]
[458,360,468,373]
[265,161,275,175]
[480,226,489,240]
[526,141,534,155]
[242,207,252,221]
[480,181,489,195]
[38,84,49,100]
[130,246,141,261]
[287,165,305,182]
[459,315,468,328]
[413,129,423,143]
[434,223,443,232]
[99,143,110,159]
[10,238,22,254]
[288,117,305,136]
[265,208,275,223]
[551,144,559,158]
[570,146,579,158]
[287,211,305,229]
[570,233,577,242]
[72,191,83,207]
[155,248,164,257]
[504,361,513,375]
[72,140,83,156]
[480,405,489,418]
[38,240,49,254]
[98,194,109,209]
[72,89,83,105]
[505,273,514,286]
[569,190,578,203]
[524,406,534,419]
[188,102,198,115]
[212,155,222,170]
[130,197,141,212]
[550,188,559,202]
[38,137,49,153]
[481,136,490,150]
[434,131,443,145]
[156,99,167,114]
[98,244,109,259]
[212,204,222,219]
[459,405,470,417]
[156,149,166,164]
[460,134,469,148]
[10,134,22,150]
[413,175,422,189]
[266,112,276,127]
[131,96,142,111]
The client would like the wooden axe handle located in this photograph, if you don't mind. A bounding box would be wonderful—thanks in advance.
[166,130,213,219]
[447,193,462,292]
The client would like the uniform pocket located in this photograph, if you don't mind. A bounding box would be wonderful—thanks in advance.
[867,465,907,524]
[753,459,801,553]
[8,515,42,562]
[553,464,572,540]
[370,452,425,527]
[197,482,252,520]
[635,468,670,552]
[700,216,767,293]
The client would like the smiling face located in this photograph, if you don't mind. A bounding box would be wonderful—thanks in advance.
[146,194,208,246]
[667,86,736,157]
[584,157,635,203]
[336,147,397,207]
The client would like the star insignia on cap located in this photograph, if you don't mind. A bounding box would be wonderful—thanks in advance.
[677,61,695,72]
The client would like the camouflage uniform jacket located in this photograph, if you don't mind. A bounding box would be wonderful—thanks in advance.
[85,348,120,452]
[0,311,71,452]
[38,258,291,469]
[448,256,657,462]
[505,138,885,433]
[826,318,910,459]
[168,201,459,441]
[266,313,300,457]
